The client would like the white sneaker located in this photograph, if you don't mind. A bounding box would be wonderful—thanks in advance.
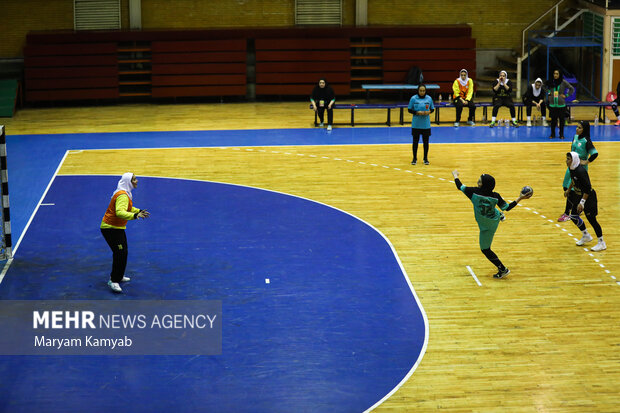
[526,120,532,127]
[542,119,548,127]
[319,122,324,127]
[467,120,475,126]
[576,233,593,246]
[454,122,460,127]
[327,125,332,131]
[121,276,131,282]
[591,241,607,251]
[108,281,122,293]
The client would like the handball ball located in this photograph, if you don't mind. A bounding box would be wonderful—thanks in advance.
[521,186,533,196]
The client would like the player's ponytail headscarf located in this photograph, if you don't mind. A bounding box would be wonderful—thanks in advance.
[479,174,496,194]
[113,172,134,199]
[567,152,580,170]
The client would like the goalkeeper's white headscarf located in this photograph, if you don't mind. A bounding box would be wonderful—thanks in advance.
[113,172,135,199]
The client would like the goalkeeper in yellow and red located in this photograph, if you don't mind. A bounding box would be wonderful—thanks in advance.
[452,170,532,278]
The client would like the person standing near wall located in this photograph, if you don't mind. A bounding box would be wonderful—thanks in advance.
[547,69,574,140]
[101,173,150,293]
[452,69,476,127]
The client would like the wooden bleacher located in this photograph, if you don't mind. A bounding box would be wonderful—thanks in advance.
[22,26,476,103]
[151,39,246,98]
[382,35,476,97]
[24,42,119,101]
[255,38,351,96]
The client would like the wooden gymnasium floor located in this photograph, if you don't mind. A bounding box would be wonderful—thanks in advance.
[2,102,620,412]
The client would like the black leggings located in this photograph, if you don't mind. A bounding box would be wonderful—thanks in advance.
[568,191,603,238]
[482,248,506,270]
[316,106,333,126]
[411,128,430,161]
[454,99,476,122]
[524,100,547,117]
[492,97,516,118]
[101,228,128,283]
[549,106,566,138]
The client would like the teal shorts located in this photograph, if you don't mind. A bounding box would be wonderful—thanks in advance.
[478,220,500,250]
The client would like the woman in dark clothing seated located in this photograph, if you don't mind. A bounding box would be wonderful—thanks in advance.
[310,79,336,131]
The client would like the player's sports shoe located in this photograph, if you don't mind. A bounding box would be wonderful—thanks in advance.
[454,122,460,127]
[467,120,475,126]
[526,120,532,127]
[493,267,510,279]
[327,125,332,131]
[121,276,131,282]
[411,159,417,165]
[423,159,430,165]
[108,281,122,293]
[542,119,548,126]
[489,121,497,128]
[557,213,570,222]
[319,122,324,127]
[615,119,620,126]
[511,120,519,127]
[591,241,607,251]
[576,233,593,246]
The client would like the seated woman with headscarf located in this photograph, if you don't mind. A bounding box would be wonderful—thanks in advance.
[452,69,476,127]
[522,77,547,127]
[310,78,336,131]
[489,70,518,127]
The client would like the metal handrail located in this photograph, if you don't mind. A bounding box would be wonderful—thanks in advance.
[521,0,566,56]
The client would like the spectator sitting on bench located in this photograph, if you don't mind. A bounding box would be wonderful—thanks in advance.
[522,77,548,127]
[490,70,518,128]
[310,78,335,131]
[452,69,476,127]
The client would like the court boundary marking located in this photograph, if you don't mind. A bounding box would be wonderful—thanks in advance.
[4,163,431,412]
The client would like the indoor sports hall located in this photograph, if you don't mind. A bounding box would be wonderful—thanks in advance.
[2,0,620,411]
[0,102,618,411]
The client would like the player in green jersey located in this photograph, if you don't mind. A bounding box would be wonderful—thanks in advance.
[452,170,532,278]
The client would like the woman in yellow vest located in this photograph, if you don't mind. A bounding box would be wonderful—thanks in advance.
[100,173,150,293]
[452,69,476,127]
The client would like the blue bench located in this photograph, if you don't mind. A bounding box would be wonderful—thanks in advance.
[312,103,410,126]
[434,100,608,124]
[312,100,610,128]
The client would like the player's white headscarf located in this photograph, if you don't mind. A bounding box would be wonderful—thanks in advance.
[458,69,469,87]
[568,152,581,170]
[497,70,508,85]
[532,78,543,97]
[113,172,135,199]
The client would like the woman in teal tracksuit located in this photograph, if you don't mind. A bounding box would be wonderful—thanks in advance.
[407,84,435,165]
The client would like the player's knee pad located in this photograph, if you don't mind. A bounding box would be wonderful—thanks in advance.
[570,215,583,226]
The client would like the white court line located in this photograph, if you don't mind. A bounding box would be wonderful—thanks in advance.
[40,203,55,206]
[466,266,482,287]
[0,150,70,285]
